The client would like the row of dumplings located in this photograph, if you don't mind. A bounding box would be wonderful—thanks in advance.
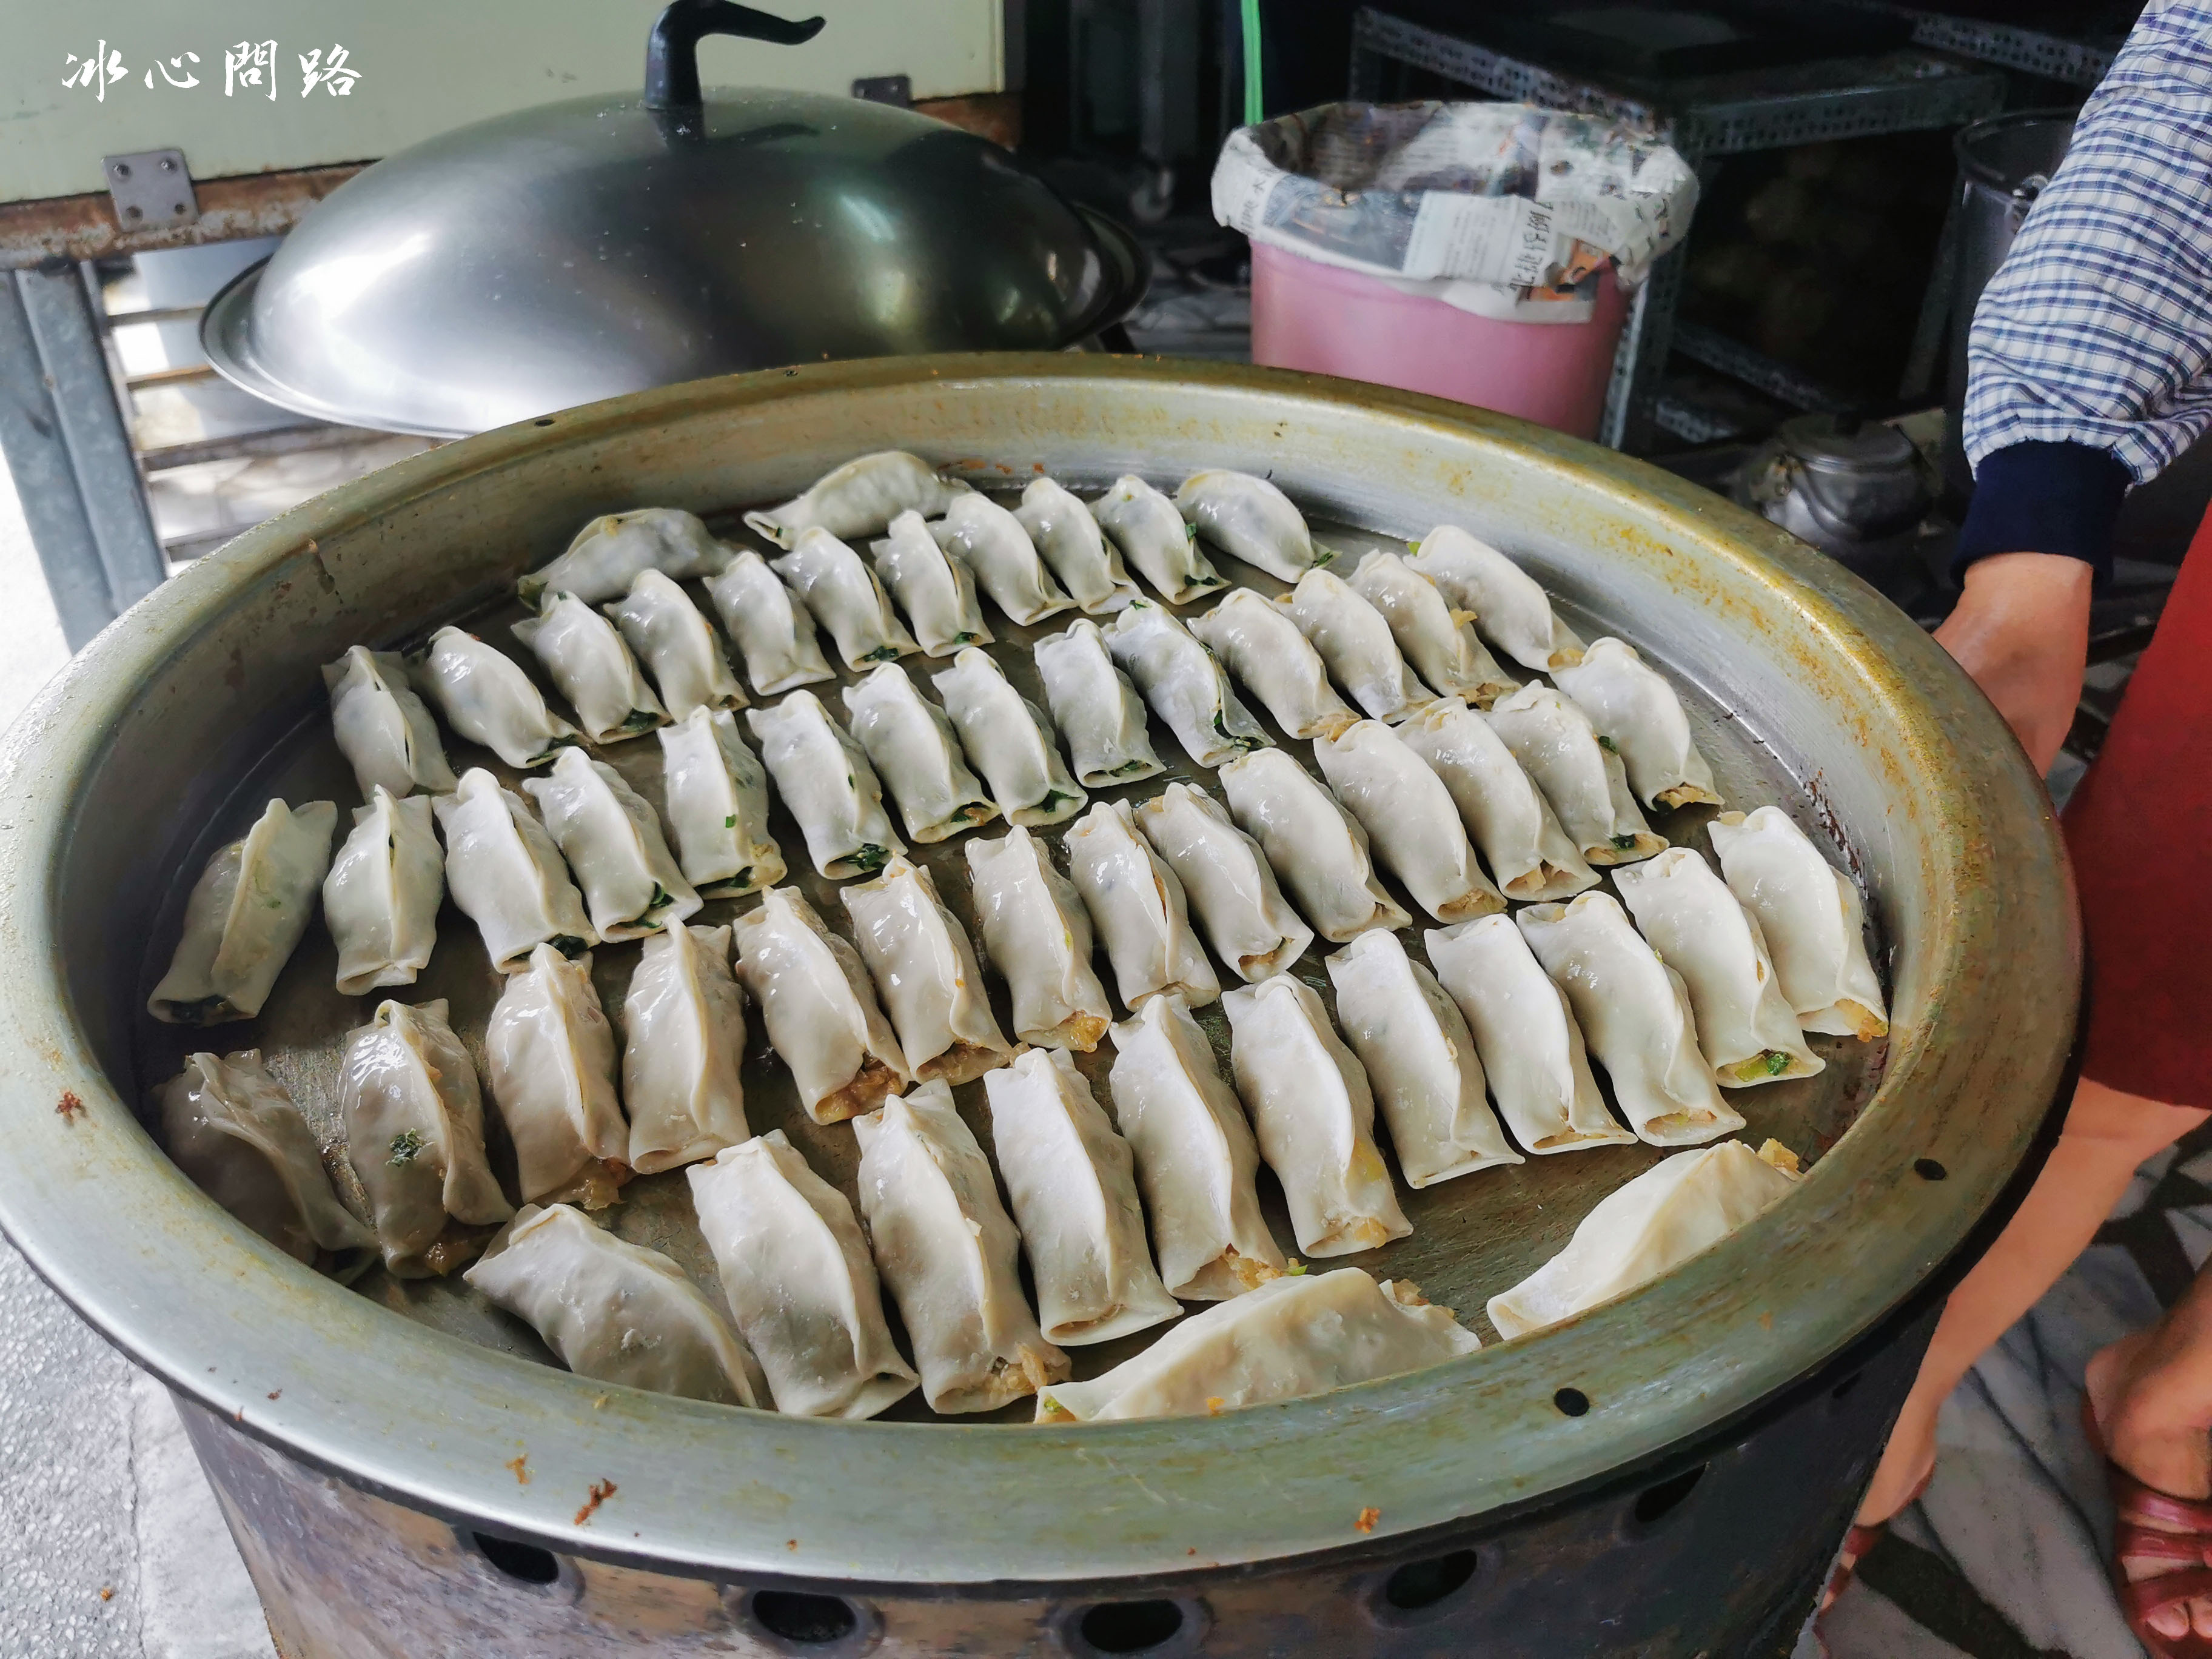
[153,907,1803,1425]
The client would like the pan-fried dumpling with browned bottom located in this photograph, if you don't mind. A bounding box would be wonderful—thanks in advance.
[623,923,749,1175]
[731,888,910,1124]
[1399,699,1596,902]
[1614,850,1822,1087]
[985,1049,1182,1346]
[1404,525,1584,672]
[484,944,631,1209]
[1707,806,1889,1040]
[156,1050,375,1264]
[1487,1141,1801,1339]
[1313,721,1503,923]
[1222,973,1410,1257]
[840,856,1016,1088]
[149,797,338,1025]
[687,1132,919,1419]
[1348,550,1518,708]
[1325,930,1521,1187]
[1516,894,1745,1147]
[1105,993,1283,1298]
[1280,568,1432,725]
[842,663,997,844]
[853,1082,1070,1413]
[1218,749,1406,944]
[338,998,513,1276]
[965,826,1112,1051]
[1135,783,1312,982]
[1426,916,1633,1156]
[1064,800,1219,1010]
[1036,1270,1478,1423]
[1187,588,1358,742]
[1553,637,1721,811]
[1486,685,1665,866]
[465,1204,768,1407]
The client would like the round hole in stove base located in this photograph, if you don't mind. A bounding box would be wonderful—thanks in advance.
[1362,1548,1484,1629]
[730,1587,883,1657]
[1053,1596,1210,1657]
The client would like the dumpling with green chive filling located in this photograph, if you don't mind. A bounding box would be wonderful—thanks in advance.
[868,508,992,658]
[1032,618,1164,789]
[1105,598,1267,769]
[1173,468,1330,582]
[1485,684,1665,867]
[512,589,668,745]
[1088,475,1225,605]
[931,646,1087,828]
[842,663,998,845]
[434,769,597,973]
[418,626,577,769]
[522,746,700,942]
[746,691,905,880]
[657,707,785,899]
[771,527,919,670]
[1615,848,1823,1087]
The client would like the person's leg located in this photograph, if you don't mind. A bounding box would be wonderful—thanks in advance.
[1855,1078,2210,1526]
[2086,1267,2212,1640]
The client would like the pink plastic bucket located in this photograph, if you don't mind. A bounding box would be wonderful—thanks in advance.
[1250,241,1630,439]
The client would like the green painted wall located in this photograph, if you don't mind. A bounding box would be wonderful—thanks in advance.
[7,2,1004,204]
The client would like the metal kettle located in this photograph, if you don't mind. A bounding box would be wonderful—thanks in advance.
[1735,412,1935,572]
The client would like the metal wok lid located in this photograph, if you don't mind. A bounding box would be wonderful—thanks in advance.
[202,3,1145,438]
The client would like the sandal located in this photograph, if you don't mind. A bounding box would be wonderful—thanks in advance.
[2083,1396,2212,1657]
[1818,1466,1933,1615]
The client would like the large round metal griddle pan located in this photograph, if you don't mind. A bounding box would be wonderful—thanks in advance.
[0,355,2076,1587]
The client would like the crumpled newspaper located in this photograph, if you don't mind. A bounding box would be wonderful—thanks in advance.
[1214,102,1698,320]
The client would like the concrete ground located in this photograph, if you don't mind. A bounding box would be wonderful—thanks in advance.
[0,458,274,1659]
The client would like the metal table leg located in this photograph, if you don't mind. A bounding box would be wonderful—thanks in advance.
[0,265,165,650]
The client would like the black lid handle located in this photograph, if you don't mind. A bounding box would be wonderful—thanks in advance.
[645,0,825,111]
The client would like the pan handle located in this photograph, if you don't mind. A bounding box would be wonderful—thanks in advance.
[643,0,825,112]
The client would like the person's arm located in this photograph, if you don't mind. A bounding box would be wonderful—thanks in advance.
[1946,1,2212,767]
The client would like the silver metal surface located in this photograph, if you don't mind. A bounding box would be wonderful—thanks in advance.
[103,150,199,232]
[0,356,2075,1592]
[1738,412,1936,555]
[199,90,1147,439]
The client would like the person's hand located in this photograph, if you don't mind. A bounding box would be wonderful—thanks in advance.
[1932,552,2093,777]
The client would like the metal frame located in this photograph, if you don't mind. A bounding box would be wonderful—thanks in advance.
[1347,7,2006,449]
[0,265,167,648]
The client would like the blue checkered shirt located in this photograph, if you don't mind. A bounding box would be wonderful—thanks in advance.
[1966,0,2212,485]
